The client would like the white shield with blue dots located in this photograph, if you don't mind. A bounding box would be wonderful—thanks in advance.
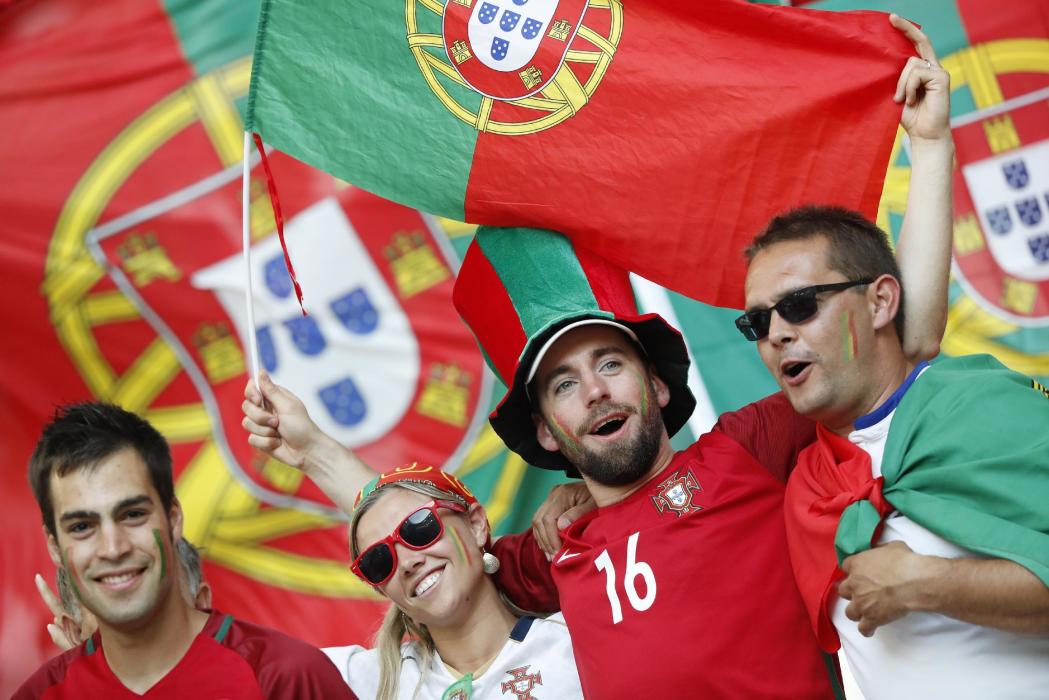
[192,197,418,446]
[470,0,559,72]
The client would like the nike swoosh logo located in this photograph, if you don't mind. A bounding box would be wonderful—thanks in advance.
[557,550,582,564]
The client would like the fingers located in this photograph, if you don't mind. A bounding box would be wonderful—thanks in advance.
[247,433,282,453]
[532,507,562,557]
[559,501,594,529]
[46,623,75,651]
[838,577,854,601]
[35,573,64,619]
[889,13,936,62]
[844,600,861,623]
[894,56,936,104]
[241,406,278,437]
[857,618,878,637]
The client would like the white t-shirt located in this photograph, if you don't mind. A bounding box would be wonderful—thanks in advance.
[833,368,1049,700]
[324,614,582,699]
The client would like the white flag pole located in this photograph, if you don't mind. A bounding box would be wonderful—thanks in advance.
[243,130,261,392]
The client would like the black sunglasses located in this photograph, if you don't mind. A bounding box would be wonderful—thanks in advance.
[735,279,873,341]
[350,500,466,585]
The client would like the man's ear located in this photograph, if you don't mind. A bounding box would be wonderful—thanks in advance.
[649,369,671,409]
[868,274,902,333]
[464,502,490,549]
[169,498,184,542]
[45,527,62,569]
[194,581,213,610]
[533,413,561,453]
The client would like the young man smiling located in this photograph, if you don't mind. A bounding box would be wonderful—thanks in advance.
[15,402,354,699]
[740,23,1049,699]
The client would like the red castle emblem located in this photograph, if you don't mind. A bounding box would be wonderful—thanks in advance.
[443,0,588,100]
[651,469,703,517]
[500,665,543,700]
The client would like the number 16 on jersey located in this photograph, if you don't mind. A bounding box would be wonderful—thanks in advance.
[594,532,657,624]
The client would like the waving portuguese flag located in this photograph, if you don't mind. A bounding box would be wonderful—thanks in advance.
[247,0,913,308]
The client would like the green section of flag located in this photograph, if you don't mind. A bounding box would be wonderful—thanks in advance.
[668,293,779,414]
[164,0,259,77]
[835,355,1049,584]
[247,0,477,219]
[809,0,969,51]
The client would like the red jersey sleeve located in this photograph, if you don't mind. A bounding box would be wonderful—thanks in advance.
[225,618,358,699]
[712,392,816,484]
[491,530,560,613]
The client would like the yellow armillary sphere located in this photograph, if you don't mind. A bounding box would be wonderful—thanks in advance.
[42,57,378,598]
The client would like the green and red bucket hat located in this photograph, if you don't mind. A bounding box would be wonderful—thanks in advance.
[453,227,696,474]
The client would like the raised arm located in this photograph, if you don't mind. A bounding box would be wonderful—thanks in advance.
[242,372,375,514]
[889,14,955,361]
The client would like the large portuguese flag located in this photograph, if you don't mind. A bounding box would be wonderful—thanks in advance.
[247,0,914,308]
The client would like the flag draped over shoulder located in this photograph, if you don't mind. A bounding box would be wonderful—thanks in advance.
[785,354,1049,651]
[246,0,912,309]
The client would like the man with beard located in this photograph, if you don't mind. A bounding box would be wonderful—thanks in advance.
[15,402,354,699]
[240,17,952,697]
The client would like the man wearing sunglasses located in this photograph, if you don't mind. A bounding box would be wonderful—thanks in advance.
[15,402,355,700]
[241,16,972,699]
[740,28,1049,700]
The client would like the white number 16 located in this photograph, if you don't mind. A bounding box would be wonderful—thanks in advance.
[593,532,657,624]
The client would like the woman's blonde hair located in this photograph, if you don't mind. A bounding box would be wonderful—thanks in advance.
[350,480,475,700]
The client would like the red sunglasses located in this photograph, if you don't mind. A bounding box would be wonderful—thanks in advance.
[350,499,467,585]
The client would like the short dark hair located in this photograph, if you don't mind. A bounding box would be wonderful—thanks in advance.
[746,205,905,339]
[29,402,174,537]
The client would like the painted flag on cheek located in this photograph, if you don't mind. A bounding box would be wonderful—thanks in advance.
[246,0,912,308]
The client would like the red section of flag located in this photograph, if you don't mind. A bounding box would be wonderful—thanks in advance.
[957,0,1049,99]
[465,0,910,309]
[0,1,194,692]
[0,1,488,694]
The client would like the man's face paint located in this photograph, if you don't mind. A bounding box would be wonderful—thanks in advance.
[840,311,859,362]
[632,368,650,416]
[153,528,168,581]
[61,546,85,604]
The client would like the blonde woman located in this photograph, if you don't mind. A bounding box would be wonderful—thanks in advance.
[241,376,581,699]
[326,468,581,700]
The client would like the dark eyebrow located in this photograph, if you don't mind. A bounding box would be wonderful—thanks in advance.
[57,495,152,525]
[59,509,99,524]
[112,495,152,515]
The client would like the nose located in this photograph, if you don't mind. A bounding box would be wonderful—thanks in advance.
[395,542,426,576]
[582,370,611,407]
[766,310,797,349]
[98,522,133,561]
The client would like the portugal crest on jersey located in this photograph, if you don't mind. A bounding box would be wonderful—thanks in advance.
[442,0,587,100]
[651,469,703,517]
[500,665,543,699]
[951,90,1049,324]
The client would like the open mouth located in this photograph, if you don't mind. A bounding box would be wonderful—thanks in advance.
[782,361,810,379]
[590,417,626,436]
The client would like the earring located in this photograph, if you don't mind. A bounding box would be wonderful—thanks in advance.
[482,549,500,575]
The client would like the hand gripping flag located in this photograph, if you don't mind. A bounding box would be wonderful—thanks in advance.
[784,354,1049,651]
[246,0,913,308]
